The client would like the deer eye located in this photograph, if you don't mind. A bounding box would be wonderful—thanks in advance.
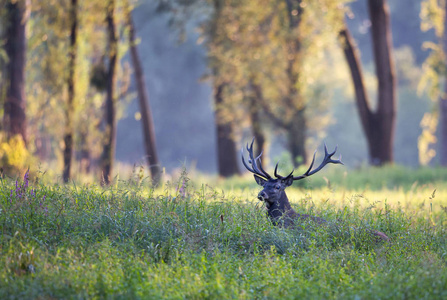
[275,184,281,190]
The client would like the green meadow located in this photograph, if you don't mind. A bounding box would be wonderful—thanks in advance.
[1,166,447,299]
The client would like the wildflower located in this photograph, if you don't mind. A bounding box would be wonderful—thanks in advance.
[15,180,22,199]
[23,169,29,190]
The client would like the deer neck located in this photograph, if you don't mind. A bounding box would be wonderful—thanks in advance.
[266,191,296,225]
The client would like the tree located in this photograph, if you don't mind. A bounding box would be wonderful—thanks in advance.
[208,0,241,177]
[214,82,241,176]
[159,0,341,172]
[248,79,266,159]
[419,0,447,165]
[340,0,396,165]
[126,2,162,185]
[100,0,118,185]
[156,0,241,177]
[276,0,307,166]
[63,0,78,183]
[4,0,28,144]
[439,1,447,165]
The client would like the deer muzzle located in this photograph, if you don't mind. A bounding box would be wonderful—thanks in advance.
[258,190,269,202]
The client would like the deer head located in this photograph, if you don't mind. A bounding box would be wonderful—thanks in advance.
[241,139,343,211]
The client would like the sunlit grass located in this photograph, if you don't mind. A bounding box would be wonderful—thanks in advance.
[0,167,446,298]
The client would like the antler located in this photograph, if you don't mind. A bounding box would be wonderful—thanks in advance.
[289,143,343,181]
[241,138,272,179]
[243,139,343,181]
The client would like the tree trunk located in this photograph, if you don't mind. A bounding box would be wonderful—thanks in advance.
[215,83,240,177]
[284,0,306,167]
[287,109,306,167]
[4,0,28,144]
[78,131,91,174]
[339,0,396,166]
[127,9,162,185]
[250,103,265,159]
[248,80,266,159]
[339,28,373,136]
[101,0,118,185]
[63,0,78,183]
[439,3,447,166]
[367,0,396,165]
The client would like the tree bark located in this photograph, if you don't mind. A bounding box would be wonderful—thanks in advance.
[4,0,28,144]
[284,0,306,166]
[339,28,373,136]
[286,109,306,166]
[63,0,78,183]
[127,10,162,185]
[210,0,240,177]
[248,80,266,159]
[249,101,265,159]
[215,83,240,177]
[368,0,396,165]
[78,130,91,174]
[101,0,118,185]
[439,2,447,166]
[339,0,396,166]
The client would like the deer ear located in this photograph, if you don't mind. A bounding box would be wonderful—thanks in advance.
[254,175,267,186]
[282,176,294,187]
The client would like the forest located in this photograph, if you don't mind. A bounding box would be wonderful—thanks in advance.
[0,0,445,182]
[1,0,447,298]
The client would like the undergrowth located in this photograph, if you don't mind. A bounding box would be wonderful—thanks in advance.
[0,169,446,299]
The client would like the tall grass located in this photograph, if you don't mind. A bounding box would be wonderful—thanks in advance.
[0,168,446,299]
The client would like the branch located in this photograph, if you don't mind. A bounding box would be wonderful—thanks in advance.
[339,24,373,136]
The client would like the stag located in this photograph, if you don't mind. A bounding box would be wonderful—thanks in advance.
[242,139,389,241]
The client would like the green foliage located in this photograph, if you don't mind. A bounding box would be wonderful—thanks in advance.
[419,111,438,165]
[23,0,134,176]
[418,0,447,165]
[0,170,446,298]
[421,0,445,37]
[0,135,34,175]
[201,0,349,138]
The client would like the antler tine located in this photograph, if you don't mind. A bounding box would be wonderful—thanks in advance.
[246,138,255,155]
[325,145,343,165]
[241,149,256,174]
[305,150,317,175]
[241,138,272,179]
[274,161,296,180]
[274,162,282,178]
[292,150,316,180]
[293,144,342,181]
[257,157,272,179]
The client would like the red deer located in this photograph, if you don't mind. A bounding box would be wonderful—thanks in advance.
[242,139,389,241]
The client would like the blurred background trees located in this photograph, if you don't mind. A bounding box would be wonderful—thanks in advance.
[0,0,444,181]
[340,0,396,166]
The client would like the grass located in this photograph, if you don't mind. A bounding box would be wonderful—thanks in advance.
[0,167,447,299]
